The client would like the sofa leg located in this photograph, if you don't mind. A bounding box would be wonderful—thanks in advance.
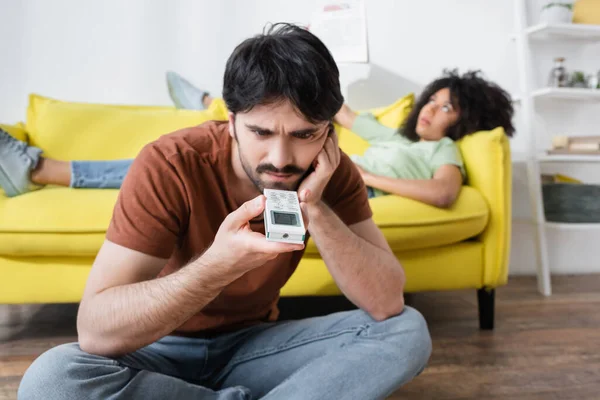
[477,288,495,330]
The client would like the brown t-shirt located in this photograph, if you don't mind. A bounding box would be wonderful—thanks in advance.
[106,121,372,334]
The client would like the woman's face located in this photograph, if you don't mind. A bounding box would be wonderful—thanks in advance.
[415,88,460,141]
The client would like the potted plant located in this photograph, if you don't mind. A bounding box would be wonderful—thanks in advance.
[570,71,588,88]
[539,2,574,24]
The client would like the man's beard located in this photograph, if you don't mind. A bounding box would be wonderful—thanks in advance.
[233,125,309,192]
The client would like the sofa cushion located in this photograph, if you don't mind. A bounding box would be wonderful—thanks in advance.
[304,186,489,255]
[0,183,488,257]
[0,187,117,256]
[285,241,484,296]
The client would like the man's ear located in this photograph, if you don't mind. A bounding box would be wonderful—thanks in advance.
[328,121,334,136]
[228,112,236,139]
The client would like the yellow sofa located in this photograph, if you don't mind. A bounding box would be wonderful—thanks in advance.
[0,94,511,330]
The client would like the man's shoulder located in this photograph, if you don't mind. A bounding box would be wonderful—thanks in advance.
[147,120,231,163]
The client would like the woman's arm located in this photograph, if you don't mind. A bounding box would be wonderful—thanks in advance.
[334,104,398,142]
[359,164,463,208]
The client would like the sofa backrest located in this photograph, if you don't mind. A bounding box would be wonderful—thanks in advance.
[25,94,229,160]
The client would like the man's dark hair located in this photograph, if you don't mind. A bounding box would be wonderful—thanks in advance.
[223,23,343,123]
[401,69,515,141]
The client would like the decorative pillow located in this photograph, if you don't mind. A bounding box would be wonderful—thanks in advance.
[336,93,414,156]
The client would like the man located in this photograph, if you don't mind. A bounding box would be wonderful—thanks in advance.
[18,23,431,400]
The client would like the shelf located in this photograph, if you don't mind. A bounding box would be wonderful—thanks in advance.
[531,87,600,101]
[537,153,600,163]
[546,222,600,230]
[513,219,600,230]
[513,152,600,163]
[525,23,600,41]
[512,88,600,103]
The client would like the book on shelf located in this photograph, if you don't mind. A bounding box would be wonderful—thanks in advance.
[547,148,600,155]
[550,135,600,155]
[541,174,582,184]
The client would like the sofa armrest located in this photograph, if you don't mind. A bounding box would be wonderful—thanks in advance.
[458,127,512,287]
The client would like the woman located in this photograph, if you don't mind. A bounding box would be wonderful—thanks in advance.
[0,70,513,208]
[336,69,514,207]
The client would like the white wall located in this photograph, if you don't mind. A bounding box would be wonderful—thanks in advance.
[1,0,598,275]
[0,0,227,123]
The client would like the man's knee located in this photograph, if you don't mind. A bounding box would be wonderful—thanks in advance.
[373,306,432,371]
[401,306,432,359]
[18,342,118,400]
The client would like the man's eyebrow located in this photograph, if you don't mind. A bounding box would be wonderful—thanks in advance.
[245,124,321,136]
[290,127,320,136]
[245,124,273,133]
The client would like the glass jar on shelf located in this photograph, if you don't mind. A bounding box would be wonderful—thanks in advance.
[588,73,599,89]
[547,57,568,88]
[591,70,600,89]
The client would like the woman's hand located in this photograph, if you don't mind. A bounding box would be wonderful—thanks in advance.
[333,104,358,130]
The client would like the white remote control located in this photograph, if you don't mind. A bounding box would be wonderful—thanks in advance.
[263,189,306,245]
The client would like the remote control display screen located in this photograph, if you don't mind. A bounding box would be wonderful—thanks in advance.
[273,211,299,226]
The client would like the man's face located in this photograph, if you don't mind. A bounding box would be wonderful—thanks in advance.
[229,100,331,192]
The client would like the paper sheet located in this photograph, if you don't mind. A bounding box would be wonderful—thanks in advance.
[308,0,368,63]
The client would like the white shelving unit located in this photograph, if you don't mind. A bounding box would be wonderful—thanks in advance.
[512,86,600,103]
[526,22,600,41]
[531,87,600,100]
[536,153,600,163]
[513,0,600,296]
[545,222,600,231]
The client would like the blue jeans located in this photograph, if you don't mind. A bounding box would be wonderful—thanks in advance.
[70,159,133,188]
[367,186,376,198]
[18,308,431,400]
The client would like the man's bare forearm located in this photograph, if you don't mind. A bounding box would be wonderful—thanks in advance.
[306,202,405,320]
[77,256,234,357]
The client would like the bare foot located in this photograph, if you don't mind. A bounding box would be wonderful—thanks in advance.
[30,158,72,187]
[203,95,214,109]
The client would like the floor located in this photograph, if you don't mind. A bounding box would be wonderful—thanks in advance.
[1,275,599,399]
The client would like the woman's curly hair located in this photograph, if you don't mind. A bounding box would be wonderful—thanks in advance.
[400,69,515,142]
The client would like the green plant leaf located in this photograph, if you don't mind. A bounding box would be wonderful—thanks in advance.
[542,2,574,10]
